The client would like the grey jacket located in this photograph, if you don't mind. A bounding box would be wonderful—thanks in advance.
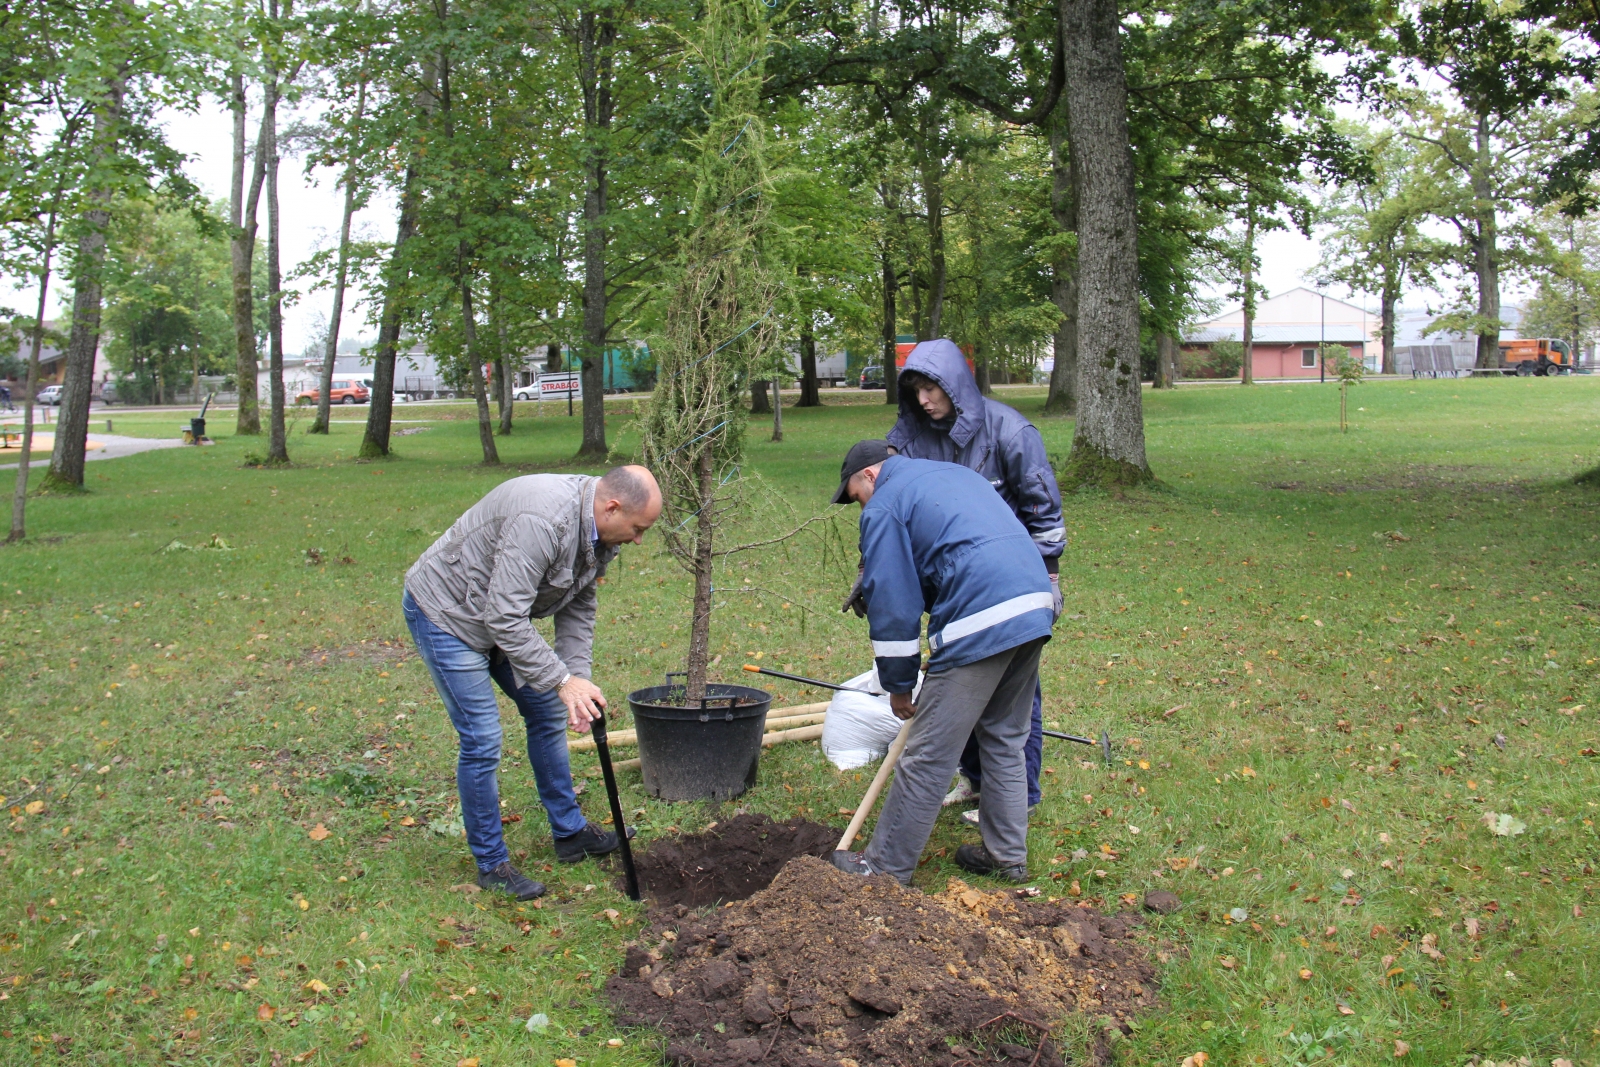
[886,338,1066,568]
[405,475,618,692]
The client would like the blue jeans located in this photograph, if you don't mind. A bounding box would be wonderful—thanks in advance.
[403,591,587,871]
[959,678,1044,807]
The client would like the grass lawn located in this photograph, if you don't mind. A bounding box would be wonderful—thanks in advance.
[2,376,1598,1066]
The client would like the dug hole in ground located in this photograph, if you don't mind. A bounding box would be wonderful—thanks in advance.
[608,813,1170,1067]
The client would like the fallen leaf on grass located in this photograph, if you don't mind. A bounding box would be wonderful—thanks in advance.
[1217,956,1237,970]
[1481,812,1526,837]
[308,824,331,842]
[24,801,43,815]
[1298,968,1313,980]
[1181,1053,1210,1067]
[398,816,416,827]
[556,1059,578,1067]
[257,1004,276,1021]
[1464,917,1480,939]
[456,1059,480,1067]
[1393,1039,1410,1058]
[448,884,482,895]
[1336,1002,1354,1016]
[291,1050,317,1064]
[303,979,329,993]
[1418,934,1444,960]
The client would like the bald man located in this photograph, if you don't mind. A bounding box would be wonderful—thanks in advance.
[403,465,663,899]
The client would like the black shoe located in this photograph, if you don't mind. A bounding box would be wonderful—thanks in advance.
[953,843,1029,883]
[830,850,874,877]
[553,820,627,863]
[477,861,546,900]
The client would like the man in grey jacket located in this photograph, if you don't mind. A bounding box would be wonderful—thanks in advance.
[403,465,662,899]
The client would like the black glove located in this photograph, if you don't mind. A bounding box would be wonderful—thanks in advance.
[841,572,867,618]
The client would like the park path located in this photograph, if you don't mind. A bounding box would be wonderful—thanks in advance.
[0,432,186,470]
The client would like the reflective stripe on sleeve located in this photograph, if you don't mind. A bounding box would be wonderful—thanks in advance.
[1032,526,1067,544]
[929,591,1055,651]
[871,639,921,657]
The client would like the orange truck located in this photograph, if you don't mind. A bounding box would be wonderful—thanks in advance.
[1496,338,1579,376]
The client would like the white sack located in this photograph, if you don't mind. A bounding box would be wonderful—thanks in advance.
[820,668,919,770]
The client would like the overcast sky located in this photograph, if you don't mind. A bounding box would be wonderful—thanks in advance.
[3,94,1525,353]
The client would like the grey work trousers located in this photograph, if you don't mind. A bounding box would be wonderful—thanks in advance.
[863,637,1045,884]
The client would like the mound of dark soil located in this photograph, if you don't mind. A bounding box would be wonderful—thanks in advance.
[629,813,838,908]
[609,854,1157,1067]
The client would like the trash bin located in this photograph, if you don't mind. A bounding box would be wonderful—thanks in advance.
[189,417,206,441]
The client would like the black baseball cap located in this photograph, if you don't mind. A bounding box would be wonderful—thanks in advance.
[832,440,892,504]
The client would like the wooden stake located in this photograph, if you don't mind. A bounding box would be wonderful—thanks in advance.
[836,719,913,851]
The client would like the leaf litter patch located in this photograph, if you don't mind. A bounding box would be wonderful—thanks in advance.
[609,853,1157,1067]
[294,638,412,671]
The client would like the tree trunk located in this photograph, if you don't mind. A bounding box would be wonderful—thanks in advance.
[1151,332,1171,389]
[880,229,899,407]
[461,271,500,465]
[230,69,264,436]
[358,167,420,458]
[1240,205,1255,385]
[750,378,771,413]
[263,62,289,466]
[797,315,820,406]
[920,121,946,339]
[576,9,615,460]
[1471,111,1501,370]
[685,446,716,701]
[771,377,782,441]
[496,291,514,435]
[311,77,366,435]
[1057,0,1151,487]
[973,225,992,395]
[44,79,122,493]
[1380,276,1398,376]
[1043,112,1078,416]
[9,207,57,541]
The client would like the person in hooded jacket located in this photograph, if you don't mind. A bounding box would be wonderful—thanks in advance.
[883,338,1066,819]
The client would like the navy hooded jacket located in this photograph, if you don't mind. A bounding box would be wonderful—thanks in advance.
[886,339,1066,571]
[860,456,1054,693]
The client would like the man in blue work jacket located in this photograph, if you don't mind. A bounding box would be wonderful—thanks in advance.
[830,440,1052,884]
[883,338,1065,822]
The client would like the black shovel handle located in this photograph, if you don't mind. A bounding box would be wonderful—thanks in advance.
[1042,728,1115,765]
[590,711,640,902]
[742,664,871,693]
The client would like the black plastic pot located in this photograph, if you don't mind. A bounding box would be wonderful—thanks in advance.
[626,679,772,801]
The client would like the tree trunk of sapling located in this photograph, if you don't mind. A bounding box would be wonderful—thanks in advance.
[685,447,717,701]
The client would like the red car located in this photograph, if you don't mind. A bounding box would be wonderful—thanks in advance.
[296,379,370,405]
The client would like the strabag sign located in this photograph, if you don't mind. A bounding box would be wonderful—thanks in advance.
[537,372,580,399]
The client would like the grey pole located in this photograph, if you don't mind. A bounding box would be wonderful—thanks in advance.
[1320,292,1326,384]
